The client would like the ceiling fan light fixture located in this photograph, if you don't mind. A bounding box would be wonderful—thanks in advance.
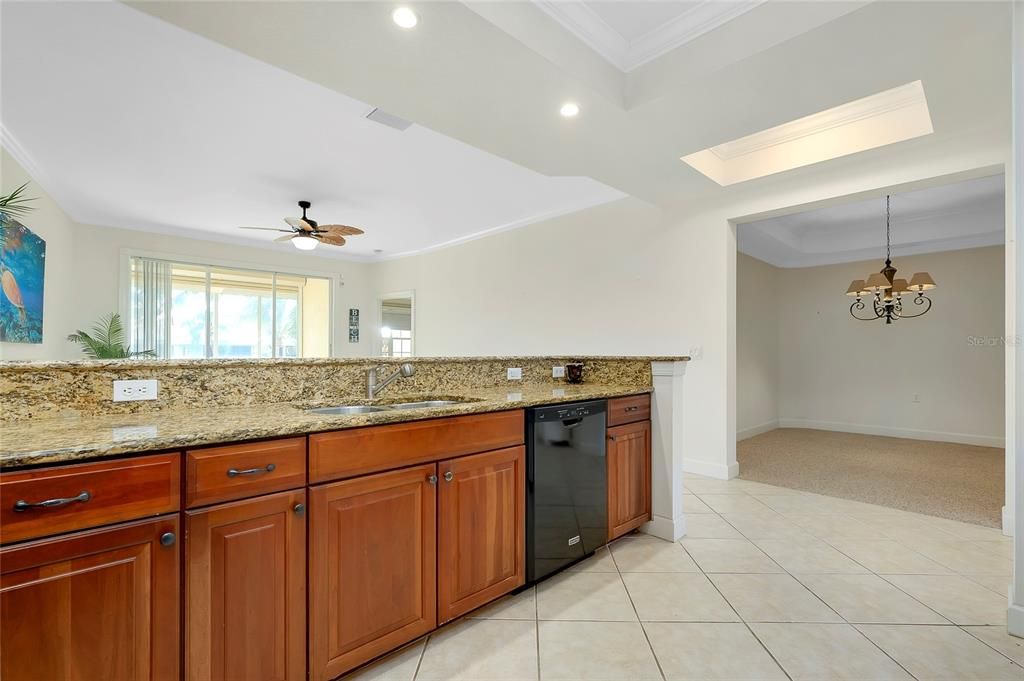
[292,235,319,251]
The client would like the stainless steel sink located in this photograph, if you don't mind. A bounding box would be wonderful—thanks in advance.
[308,405,391,415]
[388,400,468,410]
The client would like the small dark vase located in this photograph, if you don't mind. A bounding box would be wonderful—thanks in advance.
[565,362,584,384]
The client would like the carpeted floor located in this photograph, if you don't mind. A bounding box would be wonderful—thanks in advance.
[737,428,1005,527]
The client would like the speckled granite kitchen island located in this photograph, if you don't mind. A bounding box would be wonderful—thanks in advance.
[0,383,650,467]
[0,355,687,468]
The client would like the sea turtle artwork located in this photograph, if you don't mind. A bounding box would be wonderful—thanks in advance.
[0,214,45,344]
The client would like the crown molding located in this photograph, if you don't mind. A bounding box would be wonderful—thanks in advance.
[533,0,765,73]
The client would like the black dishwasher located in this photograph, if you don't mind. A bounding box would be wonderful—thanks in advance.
[526,400,607,584]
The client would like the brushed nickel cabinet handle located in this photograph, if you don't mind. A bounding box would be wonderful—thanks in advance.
[293,503,305,516]
[625,406,641,412]
[160,532,176,547]
[427,474,438,485]
[13,490,91,512]
[227,463,276,477]
[443,471,454,483]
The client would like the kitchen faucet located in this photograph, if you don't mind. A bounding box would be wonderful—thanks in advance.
[367,363,415,399]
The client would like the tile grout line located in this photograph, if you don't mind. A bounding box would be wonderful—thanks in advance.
[410,634,429,681]
[686,483,932,680]
[609,538,668,681]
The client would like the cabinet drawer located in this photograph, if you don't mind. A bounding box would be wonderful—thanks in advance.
[310,410,524,483]
[0,454,181,545]
[607,394,651,426]
[185,437,306,508]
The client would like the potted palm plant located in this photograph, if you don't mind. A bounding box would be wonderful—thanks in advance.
[67,313,156,359]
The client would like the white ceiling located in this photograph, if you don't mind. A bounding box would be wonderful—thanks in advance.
[533,0,765,71]
[0,0,1012,263]
[129,0,1010,209]
[0,1,623,260]
[737,174,1006,268]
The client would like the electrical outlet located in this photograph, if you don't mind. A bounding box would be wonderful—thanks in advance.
[506,367,523,380]
[113,379,159,402]
[552,366,565,378]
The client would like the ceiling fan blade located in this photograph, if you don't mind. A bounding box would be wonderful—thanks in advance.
[239,226,293,232]
[274,234,294,242]
[317,234,347,246]
[318,224,365,236]
[285,217,314,231]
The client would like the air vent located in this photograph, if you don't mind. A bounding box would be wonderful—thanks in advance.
[365,107,413,132]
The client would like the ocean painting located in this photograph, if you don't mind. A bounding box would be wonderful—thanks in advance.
[0,214,45,344]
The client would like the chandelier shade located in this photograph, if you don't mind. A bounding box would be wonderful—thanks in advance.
[846,280,867,296]
[908,272,937,291]
[863,273,892,291]
[845,195,935,324]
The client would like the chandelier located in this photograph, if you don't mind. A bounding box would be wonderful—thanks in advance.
[846,195,936,324]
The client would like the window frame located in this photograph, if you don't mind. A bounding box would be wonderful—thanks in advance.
[120,248,336,359]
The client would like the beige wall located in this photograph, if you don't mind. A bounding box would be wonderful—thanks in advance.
[736,253,781,438]
[371,197,685,357]
[1,150,376,360]
[737,246,1005,447]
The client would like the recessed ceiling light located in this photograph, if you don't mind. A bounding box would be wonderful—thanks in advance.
[392,7,418,29]
[560,102,580,118]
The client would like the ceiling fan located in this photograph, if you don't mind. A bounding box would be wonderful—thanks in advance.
[239,200,365,251]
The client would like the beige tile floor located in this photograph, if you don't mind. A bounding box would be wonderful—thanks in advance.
[345,474,1020,680]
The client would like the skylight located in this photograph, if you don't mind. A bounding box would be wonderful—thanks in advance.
[680,81,934,186]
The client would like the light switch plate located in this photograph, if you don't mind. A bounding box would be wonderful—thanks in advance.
[552,366,565,378]
[506,367,523,380]
[113,379,159,402]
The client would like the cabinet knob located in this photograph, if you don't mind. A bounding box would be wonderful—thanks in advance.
[427,474,438,485]
[443,471,454,482]
[293,503,305,516]
[160,532,176,547]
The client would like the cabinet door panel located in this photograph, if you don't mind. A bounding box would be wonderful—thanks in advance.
[0,516,180,681]
[309,464,436,681]
[186,490,306,681]
[607,420,652,540]
[438,446,525,623]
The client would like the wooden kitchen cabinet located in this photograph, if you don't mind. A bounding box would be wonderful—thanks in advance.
[607,419,652,540]
[0,515,181,681]
[186,489,306,681]
[437,445,525,623]
[309,463,437,681]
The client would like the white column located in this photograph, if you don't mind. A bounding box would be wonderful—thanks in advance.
[643,360,687,541]
[1008,0,1024,638]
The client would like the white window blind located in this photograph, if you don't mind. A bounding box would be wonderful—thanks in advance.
[129,256,332,359]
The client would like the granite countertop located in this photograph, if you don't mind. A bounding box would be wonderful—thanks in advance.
[0,383,650,469]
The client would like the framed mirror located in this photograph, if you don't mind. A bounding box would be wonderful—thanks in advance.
[379,291,414,357]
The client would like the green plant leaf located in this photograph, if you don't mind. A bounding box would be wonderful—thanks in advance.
[67,313,151,359]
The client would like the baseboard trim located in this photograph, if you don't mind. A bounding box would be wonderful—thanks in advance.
[643,513,686,542]
[776,418,1005,448]
[738,420,779,441]
[683,458,739,480]
[1009,603,1024,638]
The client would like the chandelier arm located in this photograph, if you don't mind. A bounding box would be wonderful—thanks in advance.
[849,300,883,321]
[896,294,932,319]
